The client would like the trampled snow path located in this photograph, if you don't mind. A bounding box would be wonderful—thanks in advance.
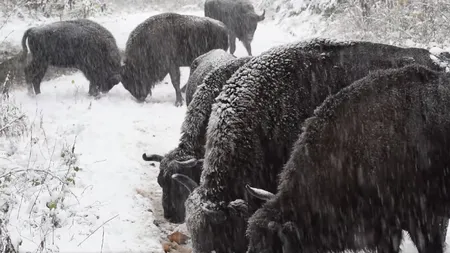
[0,9,297,253]
[0,8,448,253]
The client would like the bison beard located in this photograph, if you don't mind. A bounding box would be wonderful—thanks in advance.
[142,56,253,224]
[204,0,265,56]
[121,13,229,107]
[178,39,448,253]
[246,64,450,253]
[21,19,122,97]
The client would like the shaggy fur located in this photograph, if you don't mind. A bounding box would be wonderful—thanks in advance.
[142,56,252,223]
[185,49,236,106]
[21,19,122,97]
[182,38,447,253]
[121,13,229,106]
[246,64,450,253]
[204,0,265,56]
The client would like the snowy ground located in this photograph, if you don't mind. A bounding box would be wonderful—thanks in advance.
[0,7,448,253]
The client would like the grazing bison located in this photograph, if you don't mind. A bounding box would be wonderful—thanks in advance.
[21,19,122,97]
[185,49,236,106]
[204,0,265,56]
[245,64,450,253]
[121,13,229,106]
[142,56,252,223]
[172,39,447,253]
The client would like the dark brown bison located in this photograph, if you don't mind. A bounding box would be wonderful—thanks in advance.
[204,0,265,56]
[245,64,450,253]
[21,19,122,97]
[173,39,448,253]
[121,13,229,106]
[142,56,253,223]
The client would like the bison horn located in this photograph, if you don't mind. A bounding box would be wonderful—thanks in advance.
[174,158,203,169]
[142,153,164,162]
[258,9,266,21]
[245,184,275,201]
[172,173,199,193]
[201,206,226,224]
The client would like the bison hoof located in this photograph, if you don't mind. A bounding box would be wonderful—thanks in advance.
[175,100,183,107]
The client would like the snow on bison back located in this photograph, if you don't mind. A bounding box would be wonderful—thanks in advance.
[121,12,229,107]
[21,19,122,97]
[246,64,450,253]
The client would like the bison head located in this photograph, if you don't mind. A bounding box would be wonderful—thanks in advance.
[121,64,148,102]
[179,179,250,253]
[239,10,265,42]
[143,152,203,223]
[100,73,121,93]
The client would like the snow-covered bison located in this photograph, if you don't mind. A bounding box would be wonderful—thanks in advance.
[172,39,447,253]
[21,19,122,97]
[204,0,265,56]
[121,13,229,106]
[245,64,450,253]
[142,56,253,223]
[185,49,236,106]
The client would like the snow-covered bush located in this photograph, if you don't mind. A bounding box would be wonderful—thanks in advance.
[260,0,450,49]
[327,0,450,47]
[0,0,109,21]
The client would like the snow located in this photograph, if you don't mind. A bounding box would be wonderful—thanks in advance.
[0,5,449,253]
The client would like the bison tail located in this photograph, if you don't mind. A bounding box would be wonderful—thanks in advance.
[20,28,32,62]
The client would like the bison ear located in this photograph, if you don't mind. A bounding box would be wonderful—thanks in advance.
[201,206,227,224]
[227,199,248,217]
[258,9,266,22]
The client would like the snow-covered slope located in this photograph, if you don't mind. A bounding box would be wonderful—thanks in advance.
[0,9,297,253]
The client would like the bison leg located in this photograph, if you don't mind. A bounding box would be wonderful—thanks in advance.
[438,217,448,244]
[169,66,183,107]
[88,84,100,98]
[242,40,252,56]
[24,60,47,96]
[376,228,403,253]
[229,33,237,55]
[406,214,445,253]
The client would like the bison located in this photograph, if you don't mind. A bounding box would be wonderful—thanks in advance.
[142,56,253,223]
[204,0,265,56]
[21,19,122,97]
[184,49,236,106]
[121,13,229,106]
[245,64,450,253]
[172,39,448,253]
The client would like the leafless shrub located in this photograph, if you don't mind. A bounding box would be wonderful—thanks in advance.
[328,0,450,47]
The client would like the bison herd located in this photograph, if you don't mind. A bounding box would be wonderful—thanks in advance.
[11,0,450,252]
[19,0,265,106]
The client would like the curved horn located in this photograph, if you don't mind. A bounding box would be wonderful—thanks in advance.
[258,9,266,21]
[142,153,164,162]
[201,206,226,224]
[245,184,275,201]
[172,173,199,193]
[174,158,205,169]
